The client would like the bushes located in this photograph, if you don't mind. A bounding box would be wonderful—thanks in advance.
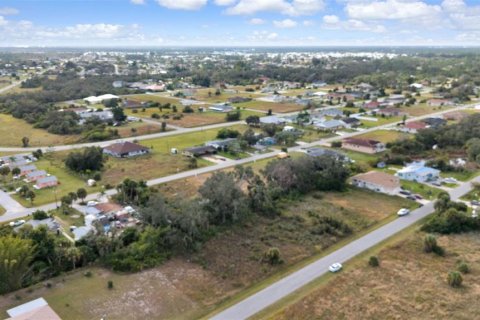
[447,271,463,288]
[368,256,380,267]
[65,147,105,173]
[422,209,479,234]
[423,234,444,256]
[263,247,283,265]
[32,210,48,220]
[457,261,470,274]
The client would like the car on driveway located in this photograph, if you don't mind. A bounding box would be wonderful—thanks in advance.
[406,195,417,201]
[471,200,480,206]
[399,190,411,196]
[9,219,25,227]
[397,208,410,216]
[329,263,343,273]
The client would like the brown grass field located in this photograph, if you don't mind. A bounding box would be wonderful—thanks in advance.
[236,100,305,113]
[267,231,480,320]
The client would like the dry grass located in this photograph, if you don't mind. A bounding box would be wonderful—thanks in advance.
[269,232,480,320]
[236,100,304,113]
[355,129,412,143]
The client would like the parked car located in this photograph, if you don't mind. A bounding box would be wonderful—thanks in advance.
[471,200,480,206]
[397,208,410,216]
[399,190,411,196]
[414,194,423,200]
[9,219,25,227]
[329,263,343,273]
[431,181,442,187]
[406,195,417,201]
[87,201,98,207]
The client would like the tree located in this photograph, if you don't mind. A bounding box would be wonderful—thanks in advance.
[18,185,29,197]
[0,236,34,294]
[11,167,21,177]
[0,166,10,182]
[466,138,480,163]
[21,137,29,147]
[199,172,249,225]
[242,128,257,146]
[32,210,48,220]
[65,147,105,173]
[245,115,260,126]
[26,190,36,205]
[267,109,273,116]
[60,195,73,213]
[112,107,127,122]
[225,110,241,122]
[447,271,463,288]
[217,128,240,139]
[188,157,198,169]
[161,121,167,132]
[263,247,282,265]
[77,188,87,203]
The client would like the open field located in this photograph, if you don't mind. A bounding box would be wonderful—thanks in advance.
[123,94,180,105]
[236,100,304,113]
[192,88,263,103]
[0,114,80,147]
[125,107,263,128]
[265,230,480,320]
[404,103,454,117]
[116,121,163,137]
[0,188,414,320]
[361,116,402,128]
[355,129,411,143]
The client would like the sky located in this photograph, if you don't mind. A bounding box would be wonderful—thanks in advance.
[0,0,480,47]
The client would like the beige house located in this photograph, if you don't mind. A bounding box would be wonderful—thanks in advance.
[351,171,401,195]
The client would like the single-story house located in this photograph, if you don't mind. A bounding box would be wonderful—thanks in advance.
[26,170,47,183]
[78,110,114,123]
[83,94,119,104]
[342,138,386,154]
[6,298,61,320]
[183,146,217,157]
[326,93,355,102]
[18,165,37,176]
[427,99,454,107]
[313,119,346,131]
[306,147,350,162]
[402,121,427,133]
[351,171,401,195]
[34,176,58,189]
[376,107,407,117]
[364,101,381,109]
[342,117,361,128]
[395,161,440,183]
[257,137,276,146]
[123,99,145,109]
[314,108,343,118]
[205,138,237,150]
[422,117,446,128]
[103,141,150,158]
[383,94,405,105]
[260,115,288,125]
[209,104,234,113]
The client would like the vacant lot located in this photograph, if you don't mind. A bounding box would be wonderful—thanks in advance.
[0,114,80,147]
[0,188,414,320]
[123,94,180,105]
[267,231,480,320]
[193,88,262,103]
[405,102,454,117]
[361,116,402,128]
[236,100,304,113]
[356,129,411,143]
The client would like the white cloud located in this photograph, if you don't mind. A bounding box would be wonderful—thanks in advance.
[273,18,297,28]
[248,30,279,41]
[226,0,324,16]
[131,0,146,4]
[215,0,237,5]
[346,0,441,20]
[442,0,480,30]
[156,0,207,10]
[323,15,386,33]
[0,7,18,15]
[303,20,314,26]
[248,18,266,24]
[0,16,7,27]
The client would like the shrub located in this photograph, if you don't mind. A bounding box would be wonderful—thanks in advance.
[457,261,470,274]
[151,113,160,119]
[32,210,48,220]
[107,280,113,289]
[447,271,463,288]
[263,247,282,265]
[84,271,92,277]
[331,141,342,148]
[368,256,380,267]
[423,234,438,253]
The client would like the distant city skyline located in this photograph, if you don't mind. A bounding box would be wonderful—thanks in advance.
[1,0,480,47]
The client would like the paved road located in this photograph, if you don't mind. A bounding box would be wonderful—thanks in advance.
[0,81,22,95]
[210,175,480,320]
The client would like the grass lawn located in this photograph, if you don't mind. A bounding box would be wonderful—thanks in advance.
[192,88,263,103]
[122,93,180,105]
[116,121,162,138]
[263,230,480,320]
[0,114,80,147]
[400,180,443,200]
[361,116,402,128]
[440,169,480,182]
[236,100,304,113]
[12,155,102,207]
[355,129,412,143]
[404,103,454,117]
[126,107,263,128]
[297,129,334,143]
[51,207,85,236]
[460,189,480,202]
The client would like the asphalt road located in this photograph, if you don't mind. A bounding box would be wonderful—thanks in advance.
[210,175,480,320]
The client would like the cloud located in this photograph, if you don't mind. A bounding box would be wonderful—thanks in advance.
[345,0,441,20]
[442,0,480,30]
[248,30,279,41]
[226,0,324,16]
[0,16,7,27]
[273,18,297,28]
[0,7,19,15]
[322,15,386,33]
[248,18,266,24]
[130,0,146,4]
[215,0,237,5]
[303,20,314,26]
[156,0,207,10]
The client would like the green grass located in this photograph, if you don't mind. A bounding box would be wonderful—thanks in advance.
[355,130,412,143]
[51,207,85,236]
[440,169,479,182]
[235,100,304,113]
[361,116,402,128]
[0,205,5,216]
[400,180,442,200]
[460,189,480,202]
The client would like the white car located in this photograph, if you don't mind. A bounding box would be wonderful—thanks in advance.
[397,208,410,216]
[329,263,343,273]
[87,201,98,207]
[9,219,25,227]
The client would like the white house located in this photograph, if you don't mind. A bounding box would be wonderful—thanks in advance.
[395,161,440,183]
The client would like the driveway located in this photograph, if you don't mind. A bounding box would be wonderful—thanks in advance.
[0,190,26,213]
